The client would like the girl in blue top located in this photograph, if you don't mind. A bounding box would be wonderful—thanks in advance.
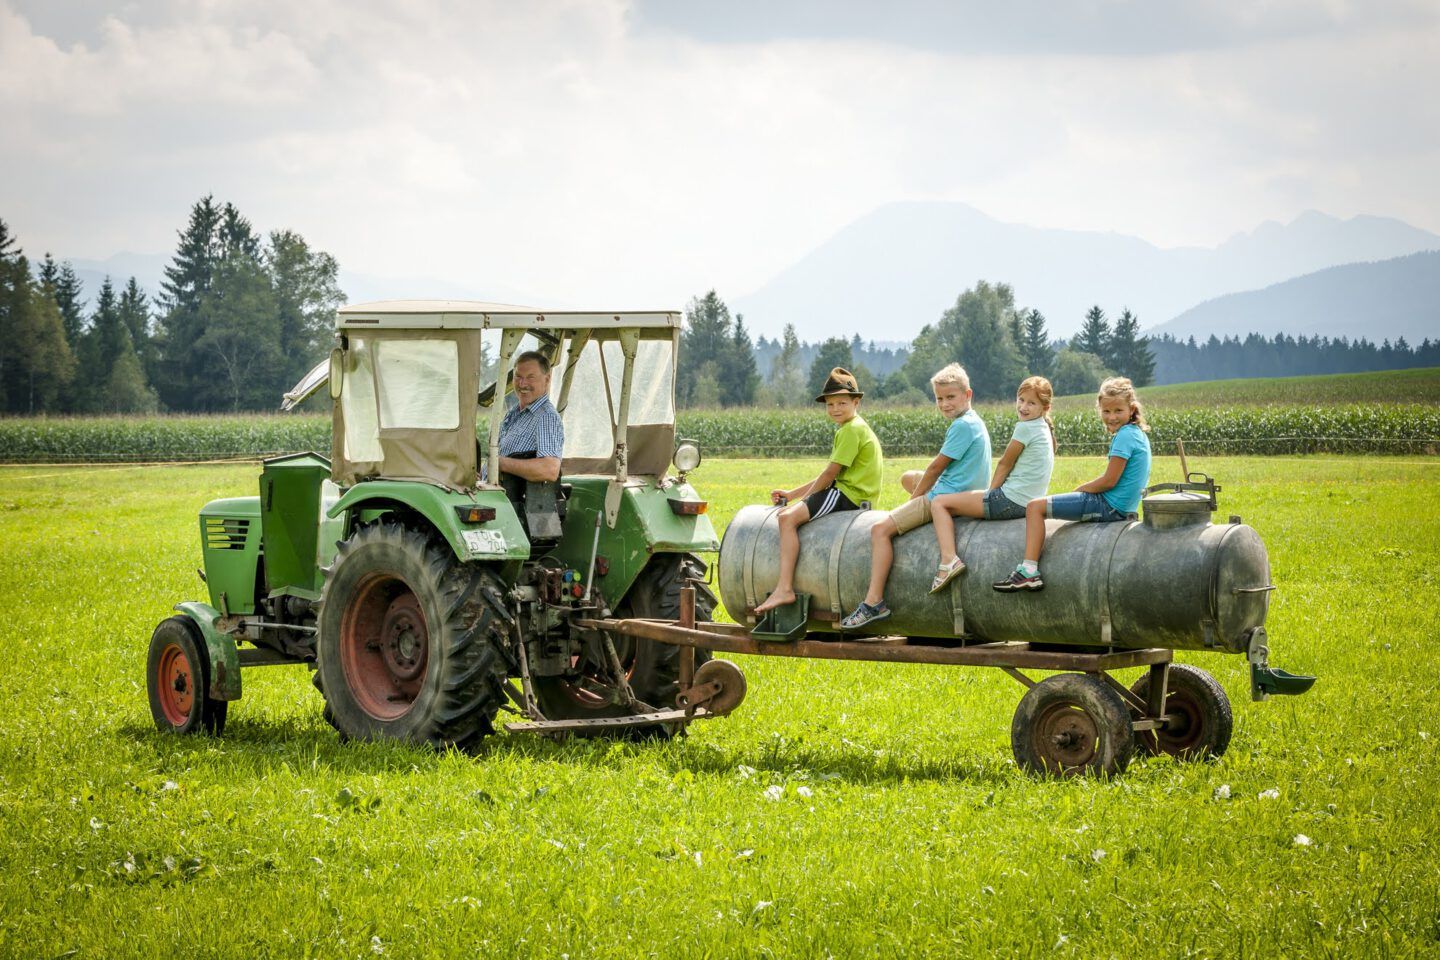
[994,377,1151,592]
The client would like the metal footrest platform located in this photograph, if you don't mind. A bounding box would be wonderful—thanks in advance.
[505,707,712,734]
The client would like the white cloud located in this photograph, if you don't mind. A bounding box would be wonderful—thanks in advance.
[1,0,1436,321]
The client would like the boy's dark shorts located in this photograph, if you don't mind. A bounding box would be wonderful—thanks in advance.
[802,485,863,520]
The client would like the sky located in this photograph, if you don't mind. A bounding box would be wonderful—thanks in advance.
[2,0,1437,317]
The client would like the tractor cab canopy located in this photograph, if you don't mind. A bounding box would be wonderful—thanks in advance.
[285,301,682,491]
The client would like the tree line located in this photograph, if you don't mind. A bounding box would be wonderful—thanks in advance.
[1151,331,1440,384]
[678,282,1158,407]
[0,197,342,415]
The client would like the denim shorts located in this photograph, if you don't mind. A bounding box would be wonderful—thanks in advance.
[1045,491,1131,523]
[983,487,1028,521]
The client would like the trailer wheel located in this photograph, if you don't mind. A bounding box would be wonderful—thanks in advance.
[1012,674,1134,777]
[534,554,715,736]
[1129,663,1233,760]
[147,616,228,736]
[314,522,510,751]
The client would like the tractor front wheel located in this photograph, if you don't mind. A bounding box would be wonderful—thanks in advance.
[147,616,228,736]
[314,522,510,751]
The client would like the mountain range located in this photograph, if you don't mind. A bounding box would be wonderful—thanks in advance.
[731,204,1440,342]
[1149,250,1440,344]
[64,204,1439,347]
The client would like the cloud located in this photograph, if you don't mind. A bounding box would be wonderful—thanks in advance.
[1,0,1436,329]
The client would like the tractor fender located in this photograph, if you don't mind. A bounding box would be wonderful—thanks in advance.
[172,601,242,701]
[326,482,529,564]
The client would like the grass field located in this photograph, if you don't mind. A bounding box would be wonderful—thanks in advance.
[1,455,1438,957]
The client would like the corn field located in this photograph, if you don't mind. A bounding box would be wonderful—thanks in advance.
[0,404,1436,463]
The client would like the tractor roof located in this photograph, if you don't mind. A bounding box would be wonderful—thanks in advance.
[336,300,682,331]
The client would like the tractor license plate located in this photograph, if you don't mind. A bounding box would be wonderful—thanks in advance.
[462,529,508,556]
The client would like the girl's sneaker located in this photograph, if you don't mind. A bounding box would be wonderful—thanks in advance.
[841,601,891,629]
[993,567,1044,592]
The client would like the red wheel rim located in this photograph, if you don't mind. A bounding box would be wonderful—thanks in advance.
[157,643,195,727]
[1033,700,1099,772]
[340,573,429,721]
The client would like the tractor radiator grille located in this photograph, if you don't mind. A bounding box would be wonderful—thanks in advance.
[204,517,251,551]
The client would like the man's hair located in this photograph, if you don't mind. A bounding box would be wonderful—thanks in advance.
[514,350,552,375]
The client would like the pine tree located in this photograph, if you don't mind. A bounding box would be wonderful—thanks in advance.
[678,291,734,408]
[1108,308,1156,386]
[156,196,224,409]
[1022,308,1054,378]
[1073,306,1110,360]
[767,323,806,406]
[721,314,760,406]
[0,221,76,413]
[89,277,128,376]
[54,262,85,350]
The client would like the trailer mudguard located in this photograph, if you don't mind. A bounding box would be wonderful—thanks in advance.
[173,601,242,701]
[327,481,529,563]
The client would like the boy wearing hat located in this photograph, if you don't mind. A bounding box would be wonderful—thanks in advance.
[753,368,883,615]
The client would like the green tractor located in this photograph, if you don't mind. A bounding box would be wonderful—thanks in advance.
[147,301,738,747]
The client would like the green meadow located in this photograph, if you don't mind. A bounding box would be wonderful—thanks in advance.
[1,454,1437,957]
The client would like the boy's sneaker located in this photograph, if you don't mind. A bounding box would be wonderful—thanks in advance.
[993,568,1044,592]
[840,601,891,629]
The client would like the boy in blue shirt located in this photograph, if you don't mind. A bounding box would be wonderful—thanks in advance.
[841,363,989,629]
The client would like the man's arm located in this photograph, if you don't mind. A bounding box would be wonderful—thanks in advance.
[499,455,561,482]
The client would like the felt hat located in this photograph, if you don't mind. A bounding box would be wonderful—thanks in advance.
[814,367,863,402]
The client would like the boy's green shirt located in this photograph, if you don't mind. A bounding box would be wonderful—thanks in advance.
[831,415,883,506]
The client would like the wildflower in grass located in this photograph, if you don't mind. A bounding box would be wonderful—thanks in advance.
[1214,784,1232,800]
[1258,788,1280,800]
[1294,834,1313,847]
[763,785,784,801]
[797,785,813,798]
[1090,849,1106,863]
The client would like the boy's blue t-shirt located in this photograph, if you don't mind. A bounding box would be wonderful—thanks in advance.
[929,408,991,498]
[1102,423,1151,514]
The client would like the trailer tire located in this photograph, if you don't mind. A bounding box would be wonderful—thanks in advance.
[313,522,509,752]
[147,616,228,736]
[533,554,715,736]
[1129,663,1233,760]
[1012,673,1134,777]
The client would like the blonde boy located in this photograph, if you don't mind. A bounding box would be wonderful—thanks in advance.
[753,368,883,615]
[840,363,990,629]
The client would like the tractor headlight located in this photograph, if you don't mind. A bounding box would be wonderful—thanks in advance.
[673,440,702,474]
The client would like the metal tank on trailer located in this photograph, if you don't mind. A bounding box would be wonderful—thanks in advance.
[719,479,1274,654]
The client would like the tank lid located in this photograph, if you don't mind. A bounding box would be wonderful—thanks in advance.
[1142,490,1214,514]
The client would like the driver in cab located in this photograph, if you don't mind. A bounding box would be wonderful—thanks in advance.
[492,350,563,483]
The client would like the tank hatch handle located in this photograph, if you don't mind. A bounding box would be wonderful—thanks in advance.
[1144,473,1221,510]
[1233,584,1278,594]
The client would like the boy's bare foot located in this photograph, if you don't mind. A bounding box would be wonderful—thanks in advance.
[753,589,796,615]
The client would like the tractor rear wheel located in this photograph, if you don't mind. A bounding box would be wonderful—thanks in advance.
[314,522,510,751]
[533,554,715,736]
[147,616,228,735]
